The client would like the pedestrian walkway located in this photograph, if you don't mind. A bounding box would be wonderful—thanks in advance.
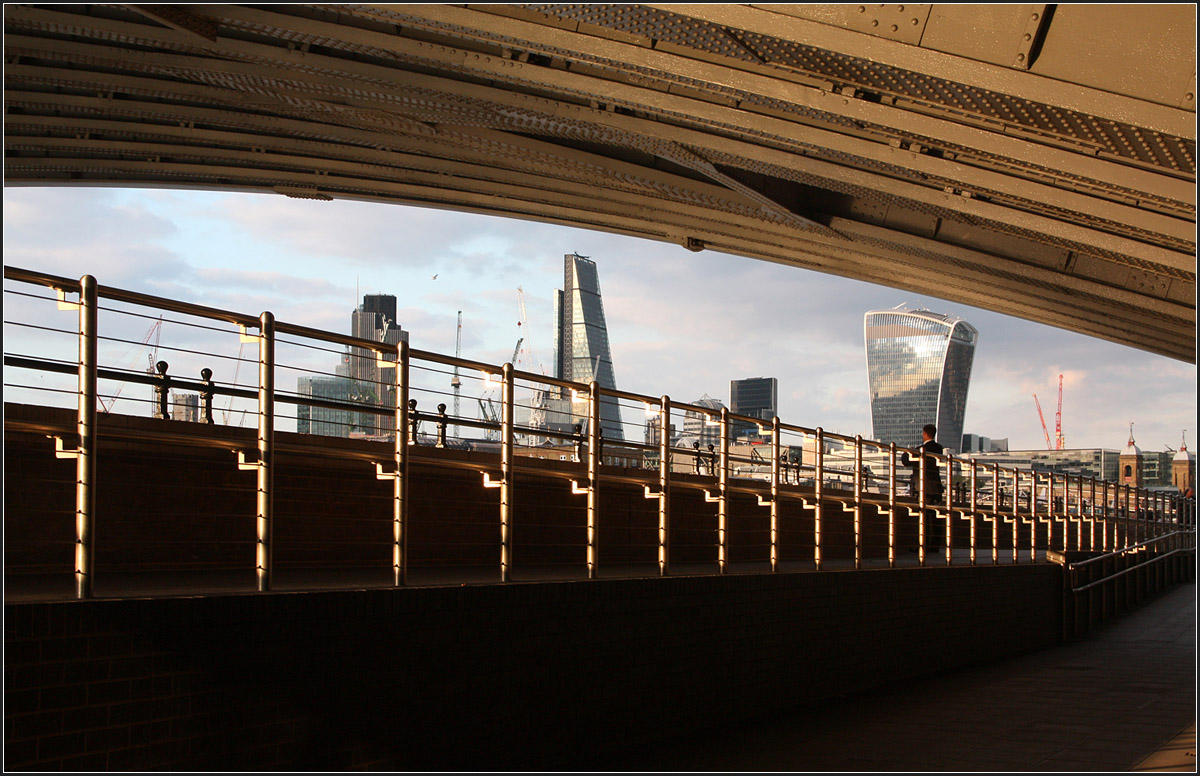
[582,582,1196,772]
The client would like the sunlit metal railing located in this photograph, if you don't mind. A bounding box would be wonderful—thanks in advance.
[4,267,1196,599]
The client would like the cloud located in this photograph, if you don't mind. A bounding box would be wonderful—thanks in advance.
[5,187,1194,454]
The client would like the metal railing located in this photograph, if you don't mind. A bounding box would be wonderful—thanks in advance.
[4,266,1196,599]
[1061,530,1197,637]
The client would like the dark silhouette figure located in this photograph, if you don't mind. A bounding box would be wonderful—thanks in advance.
[900,424,945,552]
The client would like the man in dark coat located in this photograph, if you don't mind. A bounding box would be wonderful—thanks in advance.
[901,424,945,552]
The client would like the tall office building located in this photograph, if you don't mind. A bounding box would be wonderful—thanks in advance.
[730,377,777,441]
[348,294,408,437]
[681,395,727,451]
[864,307,977,452]
[553,253,623,440]
[297,294,408,439]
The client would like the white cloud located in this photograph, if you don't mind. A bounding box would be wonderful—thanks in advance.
[4,187,1194,454]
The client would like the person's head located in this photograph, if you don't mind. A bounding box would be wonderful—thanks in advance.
[922,423,937,441]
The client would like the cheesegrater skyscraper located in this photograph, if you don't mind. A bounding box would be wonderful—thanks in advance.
[554,253,623,441]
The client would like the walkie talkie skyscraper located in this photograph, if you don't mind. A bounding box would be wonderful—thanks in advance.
[864,307,977,452]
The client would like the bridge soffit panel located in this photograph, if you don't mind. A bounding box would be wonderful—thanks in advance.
[3,3,1195,362]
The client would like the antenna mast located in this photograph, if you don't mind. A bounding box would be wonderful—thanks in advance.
[451,311,462,439]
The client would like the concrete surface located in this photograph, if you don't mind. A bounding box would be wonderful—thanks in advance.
[577,582,1197,772]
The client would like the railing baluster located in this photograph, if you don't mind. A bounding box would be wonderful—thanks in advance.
[854,435,863,570]
[255,311,275,593]
[770,416,780,573]
[658,397,671,576]
[586,379,599,579]
[501,363,515,582]
[76,275,98,600]
[394,341,410,586]
[717,407,729,575]
[814,428,824,572]
[888,443,897,569]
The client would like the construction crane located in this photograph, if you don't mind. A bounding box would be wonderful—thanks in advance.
[451,311,462,439]
[1054,374,1065,449]
[1032,393,1053,450]
[99,317,162,412]
[515,286,529,368]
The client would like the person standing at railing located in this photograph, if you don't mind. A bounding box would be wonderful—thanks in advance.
[900,424,945,552]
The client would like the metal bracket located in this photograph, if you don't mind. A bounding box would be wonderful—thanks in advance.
[1012,5,1049,70]
[238,325,258,343]
[643,486,660,500]
[704,490,721,503]
[570,480,590,495]
[756,495,774,508]
[49,435,79,459]
[482,472,502,489]
[374,462,398,480]
[236,450,260,470]
[55,289,80,311]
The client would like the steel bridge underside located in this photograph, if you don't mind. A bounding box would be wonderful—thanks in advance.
[3,4,1195,361]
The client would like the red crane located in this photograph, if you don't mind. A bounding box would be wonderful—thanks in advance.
[1054,374,1064,449]
[1033,393,1053,450]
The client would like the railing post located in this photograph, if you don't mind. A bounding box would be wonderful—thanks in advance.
[1059,474,1069,551]
[814,428,824,571]
[586,379,600,579]
[153,360,170,419]
[200,368,215,425]
[943,451,953,566]
[1080,472,1089,551]
[393,341,410,586]
[887,442,896,569]
[853,435,863,570]
[918,445,927,566]
[255,311,275,593]
[501,363,515,582]
[717,407,729,574]
[1088,477,1097,551]
[1101,480,1110,552]
[658,396,671,576]
[1012,469,1022,564]
[991,463,1000,565]
[75,275,98,600]
[968,458,978,566]
[770,416,780,572]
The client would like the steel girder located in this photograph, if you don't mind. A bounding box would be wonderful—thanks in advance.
[3,4,1195,361]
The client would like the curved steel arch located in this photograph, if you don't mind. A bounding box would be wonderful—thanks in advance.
[4,3,1195,361]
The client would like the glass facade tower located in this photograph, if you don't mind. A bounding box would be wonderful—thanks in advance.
[730,377,778,440]
[864,308,977,452]
[554,253,623,440]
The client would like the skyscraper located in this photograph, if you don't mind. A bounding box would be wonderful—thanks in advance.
[297,294,408,439]
[730,377,778,441]
[348,293,408,437]
[553,253,623,440]
[864,307,977,452]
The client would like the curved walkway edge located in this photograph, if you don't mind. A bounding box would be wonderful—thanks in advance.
[583,582,1196,772]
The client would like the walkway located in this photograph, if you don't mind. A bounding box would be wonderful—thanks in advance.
[581,583,1196,772]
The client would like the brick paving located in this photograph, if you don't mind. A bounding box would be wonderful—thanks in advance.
[581,582,1196,772]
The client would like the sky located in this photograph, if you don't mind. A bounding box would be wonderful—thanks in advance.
[3,185,1196,453]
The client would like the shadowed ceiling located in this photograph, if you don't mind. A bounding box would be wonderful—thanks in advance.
[4,4,1195,361]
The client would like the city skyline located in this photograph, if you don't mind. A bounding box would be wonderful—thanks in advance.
[3,186,1195,453]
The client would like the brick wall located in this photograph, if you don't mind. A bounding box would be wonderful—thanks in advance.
[5,564,1062,771]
